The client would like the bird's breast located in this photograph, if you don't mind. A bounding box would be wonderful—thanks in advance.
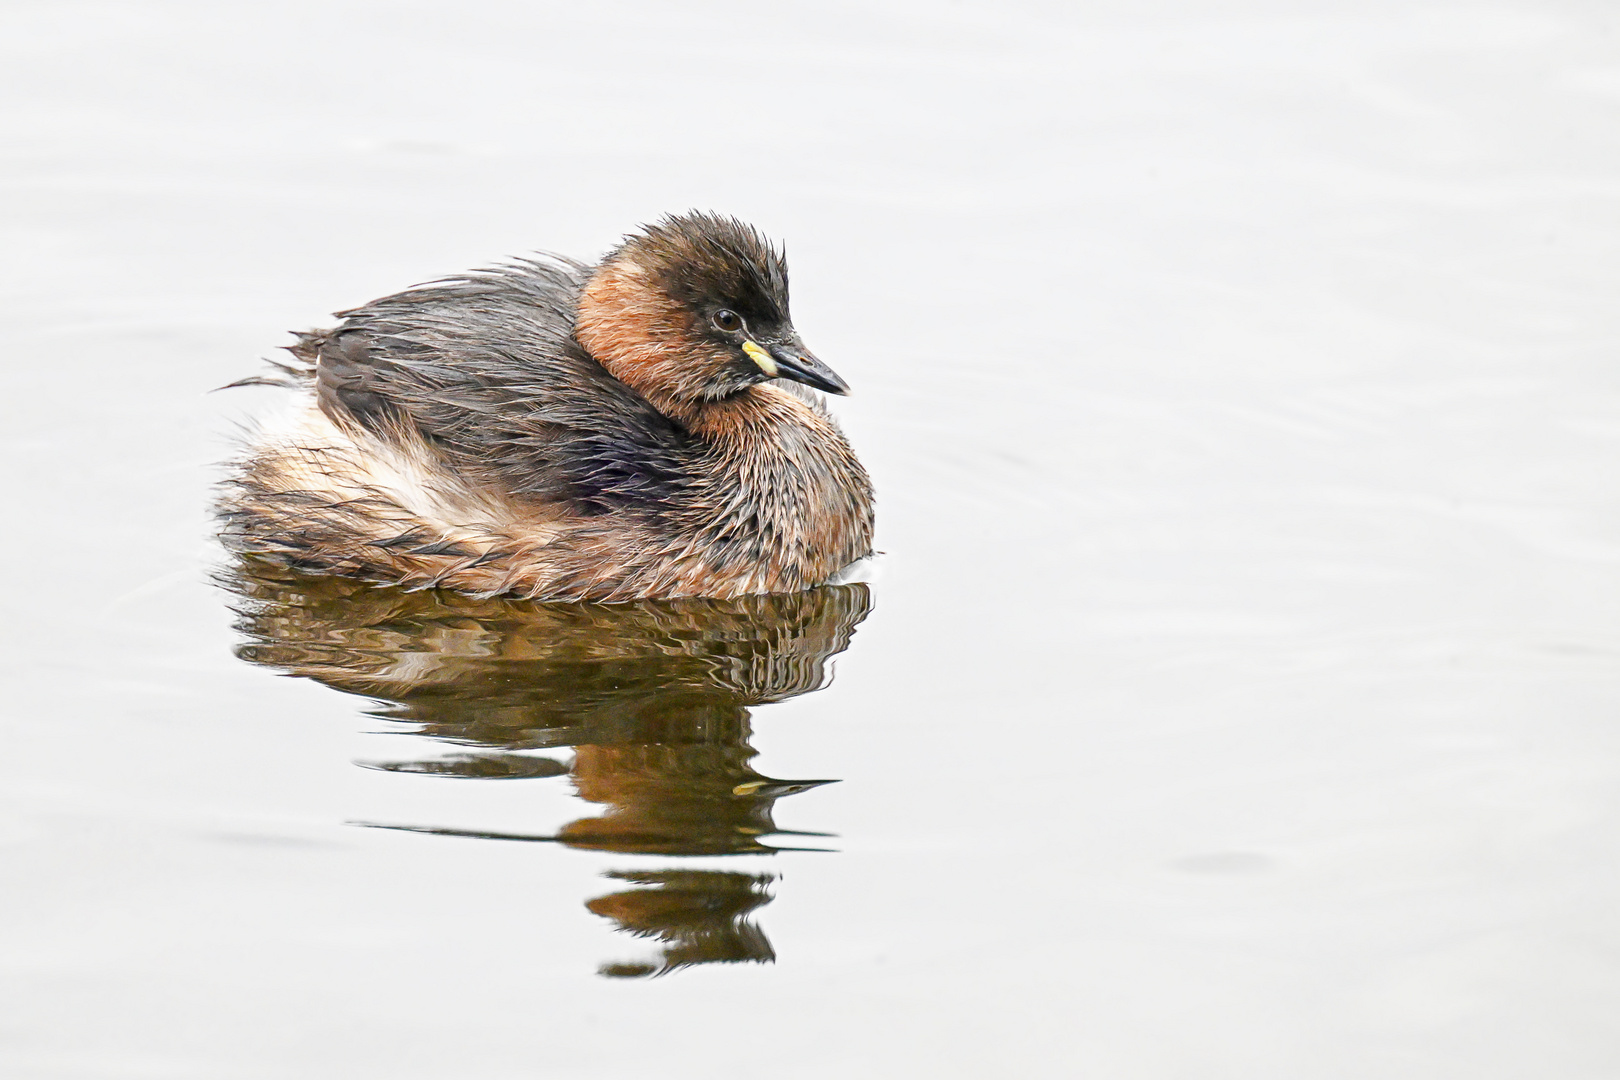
[682,387,874,585]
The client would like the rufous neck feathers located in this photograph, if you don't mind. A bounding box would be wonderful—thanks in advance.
[575,258,711,426]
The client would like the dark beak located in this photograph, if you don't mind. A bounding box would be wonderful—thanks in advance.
[768,342,851,396]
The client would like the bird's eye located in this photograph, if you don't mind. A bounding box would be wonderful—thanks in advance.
[712,309,741,333]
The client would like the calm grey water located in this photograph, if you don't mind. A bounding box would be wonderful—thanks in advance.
[5,1,1620,1076]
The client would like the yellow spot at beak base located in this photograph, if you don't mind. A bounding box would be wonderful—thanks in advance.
[742,340,779,378]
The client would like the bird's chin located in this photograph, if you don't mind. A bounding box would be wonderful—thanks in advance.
[699,373,773,403]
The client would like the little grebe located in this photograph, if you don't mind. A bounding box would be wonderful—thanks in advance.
[221,212,875,602]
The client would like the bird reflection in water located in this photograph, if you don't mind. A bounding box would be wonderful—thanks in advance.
[226,561,871,977]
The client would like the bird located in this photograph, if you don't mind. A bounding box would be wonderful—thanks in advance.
[219,212,875,603]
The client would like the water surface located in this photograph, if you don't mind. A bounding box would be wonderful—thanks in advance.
[3,1,1620,1076]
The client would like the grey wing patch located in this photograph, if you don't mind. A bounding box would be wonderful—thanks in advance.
[307,254,700,518]
[315,330,407,433]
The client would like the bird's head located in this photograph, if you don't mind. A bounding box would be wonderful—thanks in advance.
[576,212,848,422]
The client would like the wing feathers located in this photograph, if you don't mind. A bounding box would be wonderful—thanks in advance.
[310,256,696,518]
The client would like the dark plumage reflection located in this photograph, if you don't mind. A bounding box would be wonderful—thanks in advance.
[226,559,870,975]
[590,871,776,979]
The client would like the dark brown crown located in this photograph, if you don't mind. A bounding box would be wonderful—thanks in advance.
[610,212,791,327]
